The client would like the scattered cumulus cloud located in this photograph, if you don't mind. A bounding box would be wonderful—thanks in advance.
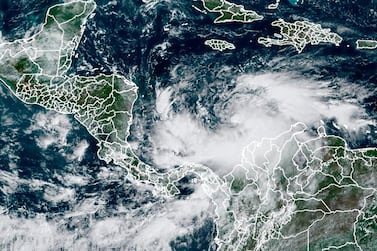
[25,111,89,162]
[0,183,212,250]
[28,111,72,149]
[128,185,211,250]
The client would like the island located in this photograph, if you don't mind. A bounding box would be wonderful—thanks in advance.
[356,39,377,50]
[258,19,342,53]
[268,0,300,9]
[0,0,230,200]
[204,39,236,51]
[1,1,377,251]
[199,0,263,23]
[267,0,281,9]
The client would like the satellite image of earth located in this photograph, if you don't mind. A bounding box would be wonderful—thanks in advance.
[0,0,376,250]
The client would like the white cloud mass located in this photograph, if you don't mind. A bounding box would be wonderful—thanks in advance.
[151,72,373,173]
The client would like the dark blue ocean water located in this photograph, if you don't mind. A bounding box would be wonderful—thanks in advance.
[0,0,376,250]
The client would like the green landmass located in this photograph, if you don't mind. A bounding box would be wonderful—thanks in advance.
[204,39,235,51]
[0,0,183,196]
[230,177,246,193]
[215,123,377,250]
[0,0,231,201]
[0,1,376,251]
[356,39,377,50]
[200,0,263,23]
[258,19,342,53]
